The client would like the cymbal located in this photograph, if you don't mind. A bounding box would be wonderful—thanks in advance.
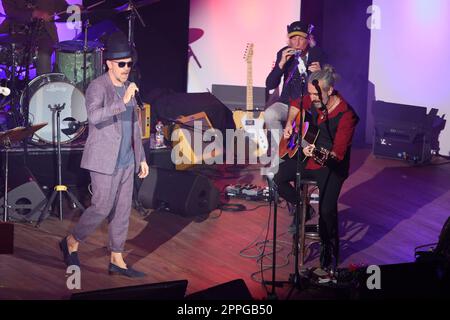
[189,28,204,44]
[52,9,116,23]
[73,20,119,43]
[0,123,47,144]
[115,0,160,13]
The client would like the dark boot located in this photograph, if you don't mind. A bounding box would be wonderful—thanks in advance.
[319,241,332,270]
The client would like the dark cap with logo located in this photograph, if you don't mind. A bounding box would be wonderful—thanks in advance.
[287,21,312,38]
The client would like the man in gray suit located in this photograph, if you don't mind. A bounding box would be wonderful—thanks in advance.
[59,32,149,278]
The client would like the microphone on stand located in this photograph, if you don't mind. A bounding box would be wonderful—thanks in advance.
[265,171,277,201]
[312,79,326,111]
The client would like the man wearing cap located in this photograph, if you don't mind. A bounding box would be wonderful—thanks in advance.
[59,32,149,278]
[265,21,325,142]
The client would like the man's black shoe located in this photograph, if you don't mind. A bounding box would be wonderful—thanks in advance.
[59,237,80,267]
[108,263,146,278]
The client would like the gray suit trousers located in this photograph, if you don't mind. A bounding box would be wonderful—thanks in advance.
[72,164,134,253]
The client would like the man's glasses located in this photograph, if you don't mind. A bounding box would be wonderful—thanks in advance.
[112,61,133,68]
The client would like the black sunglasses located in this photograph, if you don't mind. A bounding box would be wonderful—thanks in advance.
[112,61,133,68]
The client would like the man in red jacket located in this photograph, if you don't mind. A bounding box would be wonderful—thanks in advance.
[274,65,359,274]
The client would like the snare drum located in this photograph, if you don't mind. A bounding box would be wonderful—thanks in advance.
[55,40,104,88]
[21,73,87,144]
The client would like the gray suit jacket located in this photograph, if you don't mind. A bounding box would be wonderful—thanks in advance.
[80,73,146,175]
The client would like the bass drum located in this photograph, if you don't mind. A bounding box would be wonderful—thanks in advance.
[22,73,87,144]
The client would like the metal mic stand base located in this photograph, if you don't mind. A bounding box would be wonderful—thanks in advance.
[32,105,85,227]
[34,186,85,228]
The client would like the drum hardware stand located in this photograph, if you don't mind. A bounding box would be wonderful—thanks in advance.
[127,0,146,48]
[127,0,146,83]
[0,124,47,222]
[1,137,12,222]
[17,18,43,164]
[8,42,23,128]
[34,103,85,227]
[82,19,91,92]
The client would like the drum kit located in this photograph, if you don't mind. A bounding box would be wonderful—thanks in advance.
[0,0,155,145]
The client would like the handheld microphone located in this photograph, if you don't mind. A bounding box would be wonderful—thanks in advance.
[134,90,144,109]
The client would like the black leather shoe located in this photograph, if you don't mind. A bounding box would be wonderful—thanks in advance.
[108,263,146,278]
[59,237,80,267]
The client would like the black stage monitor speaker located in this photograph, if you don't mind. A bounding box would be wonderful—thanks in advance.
[0,167,46,221]
[71,280,188,300]
[138,167,220,217]
[372,101,440,164]
[185,279,253,300]
[211,84,267,111]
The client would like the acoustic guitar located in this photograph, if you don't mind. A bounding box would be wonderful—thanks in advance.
[278,109,330,166]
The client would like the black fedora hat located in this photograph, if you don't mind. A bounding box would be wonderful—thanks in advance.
[104,32,132,60]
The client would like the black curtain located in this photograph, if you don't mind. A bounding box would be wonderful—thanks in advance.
[302,0,372,145]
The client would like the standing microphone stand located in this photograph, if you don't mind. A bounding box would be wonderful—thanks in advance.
[265,173,283,300]
[33,104,85,227]
[287,72,308,297]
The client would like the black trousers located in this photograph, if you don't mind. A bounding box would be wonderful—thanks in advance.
[273,157,345,268]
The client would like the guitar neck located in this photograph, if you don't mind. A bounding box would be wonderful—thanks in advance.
[246,60,253,112]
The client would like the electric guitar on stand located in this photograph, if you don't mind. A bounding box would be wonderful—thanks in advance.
[233,43,268,157]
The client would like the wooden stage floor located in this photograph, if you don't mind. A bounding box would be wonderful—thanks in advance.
[1,148,449,300]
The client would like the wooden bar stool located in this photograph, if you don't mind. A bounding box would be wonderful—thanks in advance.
[297,179,320,267]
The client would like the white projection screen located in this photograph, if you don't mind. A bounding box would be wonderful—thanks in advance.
[367,0,450,155]
[187,0,301,93]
